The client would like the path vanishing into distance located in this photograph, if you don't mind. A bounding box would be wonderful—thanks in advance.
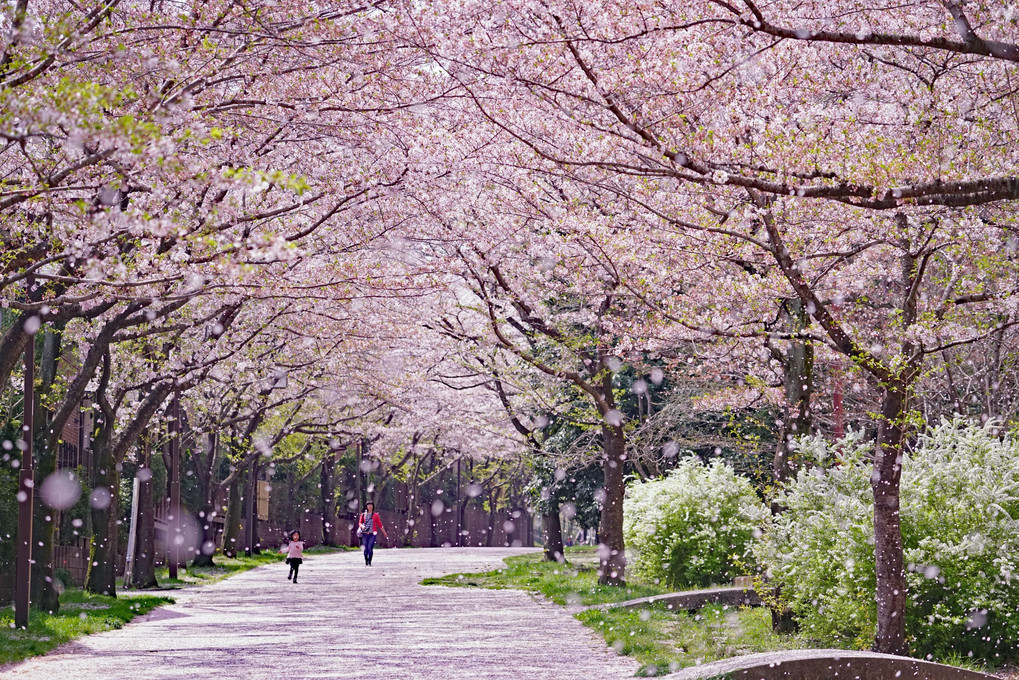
[2,548,638,680]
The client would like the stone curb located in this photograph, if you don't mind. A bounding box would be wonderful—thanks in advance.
[585,585,763,613]
[664,648,1002,680]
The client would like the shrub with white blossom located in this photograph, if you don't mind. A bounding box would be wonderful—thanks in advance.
[756,420,1019,660]
[624,457,768,588]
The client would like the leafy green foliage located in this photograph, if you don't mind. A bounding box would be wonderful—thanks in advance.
[0,462,17,581]
[625,458,767,588]
[756,420,1019,661]
[0,414,23,582]
[526,456,604,530]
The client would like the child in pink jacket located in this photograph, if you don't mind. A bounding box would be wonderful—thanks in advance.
[281,530,304,583]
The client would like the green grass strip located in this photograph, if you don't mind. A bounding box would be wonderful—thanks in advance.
[422,548,805,677]
[0,589,173,666]
[420,547,670,607]
[578,604,804,676]
[3,546,351,666]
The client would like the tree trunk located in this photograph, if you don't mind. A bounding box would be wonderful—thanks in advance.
[598,421,627,586]
[245,460,260,555]
[355,449,364,514]
[0,315,29,394]
[192,433,218,568]
[84,434,119,596]
[773,301,814,487]
[222,472,244,558]
[871,383,909,655]
[192,500,218,567]
[284,469,296,531]
[404,457,421,547]
[83,368,169,594]
[486,486,500,547]
[542,509,564,562]
[30,326,64,613]
[771,589,799,634]
[870,249,918,655]
[133,437,158,589]
[456,495,469,548]
[320,451,338,546]
[30,447,60,611]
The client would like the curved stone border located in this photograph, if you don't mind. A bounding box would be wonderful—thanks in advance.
[665,649,1002,680]
[586,586,763,613]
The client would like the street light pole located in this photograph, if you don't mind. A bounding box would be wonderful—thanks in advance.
[456,458,462,547]
[168,391,181,580]
[15,319,35,629]
[245,456,258,557]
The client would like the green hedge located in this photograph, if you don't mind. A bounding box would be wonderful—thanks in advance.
[624,458,767,588]
[756,421,1019,661]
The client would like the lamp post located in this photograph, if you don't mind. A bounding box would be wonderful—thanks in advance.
[15,314,37,629]
[168,391,181,579]
[456,457,462,547]
[245,454,259,557]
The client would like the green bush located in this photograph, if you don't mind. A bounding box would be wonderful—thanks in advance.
[0,461,17,585]
[54,569,74,588]
[755,420,1019,661]
[624,457,768,588]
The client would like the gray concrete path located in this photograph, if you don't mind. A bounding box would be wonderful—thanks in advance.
[2,547,638,679]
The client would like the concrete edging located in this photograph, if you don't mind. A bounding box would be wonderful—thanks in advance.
[665,649,1002,680]
[586,586,763,613]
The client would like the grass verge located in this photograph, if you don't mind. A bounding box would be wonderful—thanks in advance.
[0,589,173,666]
[1,545,350,667]
[577,603,804,676]
[421,547,806,676]
[148,551,284,588]
[420,546,671,607]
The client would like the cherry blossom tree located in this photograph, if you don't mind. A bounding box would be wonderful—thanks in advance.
[1,0,434,609]
[9,0,1019,657]
[403,0,1019,651]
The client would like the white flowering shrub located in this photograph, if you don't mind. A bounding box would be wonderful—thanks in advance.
[756,420,1019,660]
[624,458,768,588]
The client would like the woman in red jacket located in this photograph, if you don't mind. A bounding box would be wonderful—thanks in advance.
[357,501,388,566]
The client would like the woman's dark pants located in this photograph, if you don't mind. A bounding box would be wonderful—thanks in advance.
[361,533,377,565]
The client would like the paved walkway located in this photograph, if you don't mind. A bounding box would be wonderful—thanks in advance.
[2,548,638,679]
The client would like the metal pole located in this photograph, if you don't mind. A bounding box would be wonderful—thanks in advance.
[123,475,141,589]
[456,458,462,547]
[15,323,35,629]
[245,457,257,557]
[168,392,180,579]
